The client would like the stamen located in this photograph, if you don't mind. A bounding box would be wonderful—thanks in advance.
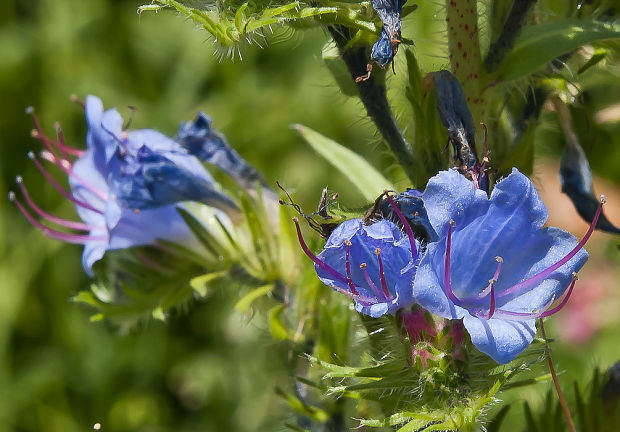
[9,192,107,244]
[374,248,391,299]
[28,152,104,215]
[292,217,349,285]
[477,257,502,320]
[344,240,360,295]
[384,192,418,259]
[15,176,96,231]
[539,274,578,318]
[54,122,84,157]
[443,220,463,306]
[360,263,384,299]
[27,107,61,161]
[40,150,108,202]
[500,198,603,299]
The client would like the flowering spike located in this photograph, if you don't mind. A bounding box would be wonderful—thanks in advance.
[374,248,391,299]
[293,217,348,285]
[500,199,602,299]
[15,176,95,231]
[9,191,105,244]
[344,240,360,295]
[384,191,418,258]
[28,151,104,214]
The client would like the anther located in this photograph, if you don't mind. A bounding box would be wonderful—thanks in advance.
[600,194,607,204]
[25,106,34,115]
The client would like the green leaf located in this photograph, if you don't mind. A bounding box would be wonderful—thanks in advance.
[294,124,395,201]
[322,42,358,97]
[269,304,300,341]
[487,405,511,432]
[189,271,227,297]
[496,20,620,81]
[234,284,274,313]
[275,387,329,423]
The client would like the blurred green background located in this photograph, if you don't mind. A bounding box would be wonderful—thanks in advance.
[1,1,620,431]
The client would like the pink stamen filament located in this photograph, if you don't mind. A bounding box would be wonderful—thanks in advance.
[16,176,98,231]
[27,108,61,161]
[344,240,360,295]
[40,150,108,202]
[384,192,418,258]
[499,199,603,299]
[360,263,385,299]
[292,218,349,285]
[443,221,464,306]
[375,248,392,299]
[28,152,104,215]
[477,257,501,320]
[54,122,84,157]
[9,192,107,244]
[496,274,578,320]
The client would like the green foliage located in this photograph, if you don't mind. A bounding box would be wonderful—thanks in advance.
[294,124,395,200]
[139,0,379,57]
[494,20,620,82]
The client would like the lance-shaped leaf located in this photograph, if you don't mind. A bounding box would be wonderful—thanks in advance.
[495,20,620,82]
[294,124,395,201]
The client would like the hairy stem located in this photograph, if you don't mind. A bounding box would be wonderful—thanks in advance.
[485,0,538,72]
[446,0,484,120]
[539,319,577,432]
[328,24,416,183]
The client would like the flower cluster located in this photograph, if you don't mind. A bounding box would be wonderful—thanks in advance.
[10,96,245,275]
[297,168,602,363]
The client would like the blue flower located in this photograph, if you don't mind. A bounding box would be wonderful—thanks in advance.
[177,112,268,190]
[294,194,420,317]
[413,169,600,363]
[11,96,238,275]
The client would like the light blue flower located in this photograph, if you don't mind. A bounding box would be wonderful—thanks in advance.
[11,96,238,275]
[413,168,599,363]
[294,194,420,317]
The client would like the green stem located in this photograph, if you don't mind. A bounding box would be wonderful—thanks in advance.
[539,319,577,432]
[446,0,485,121]
[485,0,538,72]
[328,25,417,184]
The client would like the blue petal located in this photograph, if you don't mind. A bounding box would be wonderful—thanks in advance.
[422,169,489,238]
[81,230,108,276]
[462,315,536,364]
[85,95,121,172]
[413,246,467,320]
[108,205,197,250]
[498,227,587,313]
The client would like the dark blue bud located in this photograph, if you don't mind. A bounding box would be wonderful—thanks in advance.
[178,112,268,190]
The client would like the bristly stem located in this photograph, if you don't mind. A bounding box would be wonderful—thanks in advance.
[327,24,416,183]
[539,319,577,432]
[484,0,538,72]
[446,0,484,120]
